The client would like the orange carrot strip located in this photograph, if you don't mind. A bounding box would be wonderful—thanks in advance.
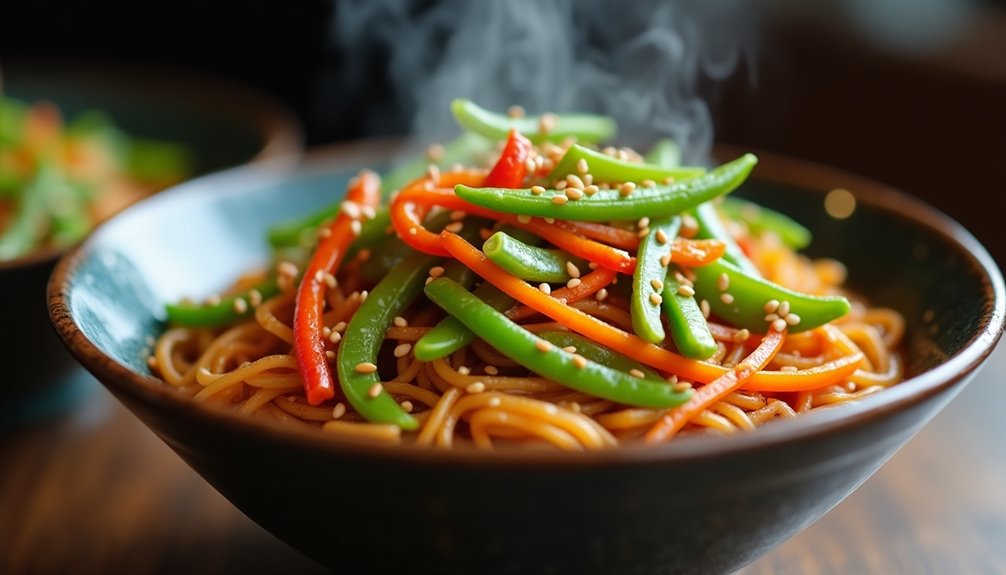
[506,267,618,322]
[644,329,786,443]
[671,238,726,267]
[389,171,487,256]
[554,220,640,250]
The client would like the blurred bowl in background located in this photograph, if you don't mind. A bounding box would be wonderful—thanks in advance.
[47,143,1004,574]
[0,62,302,426]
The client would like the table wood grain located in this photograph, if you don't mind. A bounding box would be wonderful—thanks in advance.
[3,344,1004,575]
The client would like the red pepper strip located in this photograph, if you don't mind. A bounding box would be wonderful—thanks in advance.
[485,129,532,187]
[671,238,726,267]
[294,171,381,405]
[554,220,640,250]
[643,328,786,443]
[506,267,618,321]
[439,231,863,390]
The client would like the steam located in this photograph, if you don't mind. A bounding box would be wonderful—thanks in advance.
[333,0,757,163]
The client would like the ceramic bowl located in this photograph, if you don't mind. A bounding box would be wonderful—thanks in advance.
[1,63,302,424]
[48,144,1004,574]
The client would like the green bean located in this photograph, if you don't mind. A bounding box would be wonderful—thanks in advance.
[268,205,391,251]
[643,138,682,168]
[536,331,661,379]
[0,165,54,260]
[424,278,691,409]
[693,201,761,277]
[691,259,850,334]
[337,251,434,430]
[549,144,704,183]
[719,197,812,249]
[482,231,585,283]
[454,154,757,222]
[661,277,717,360]
[630,216,681,343]
[358,234,414,284]
[166,277,281,327]
[450,98,617,144]
[412,282,513,362]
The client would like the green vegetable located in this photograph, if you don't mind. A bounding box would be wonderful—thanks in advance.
[643,138,682,168]
[691,259,851,334]
[424,278,692,409]
[450,98,617,144]
[126,138,194,184]
[630,216,681,343]
[0,164,52,260]
[693,201,761,277]
[719,197,812,250]
[165,278,281,327]
[337,251,434,430]
[536,331,660,379]
[0,98,28,146]
[661,277,717,359]
[412,282,514,362]
[482,230,585,283]
[549,144,704,183]
[454,153,758,222]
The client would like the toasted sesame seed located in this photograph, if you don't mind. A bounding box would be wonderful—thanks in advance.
[408,226,419,236]
[572,354,588,369]
[531,185,546,195]
[673,381,693,392]
[232,297,248,314]
[720,293,735,305]
[700,299,711,318]
[325,350,336,360]
[341,201,361,219]
[785,313,802,326]
[576,158,589,174]
[426,267,445,280]
[317,226,332,239]
[539,113,558,133]
[448,210,466,222]
[681,215,699,237]
[393,316,409,328]
[322,326,332,337]
[445,221,464,233]
[516,214,533,224]
[507,105,526,119]
[351,220,362,235]
[651,278,664,291]
[659,253,672,267]
[663,176,676,185]
[277,261,298,277]
[583,184,599,196]
[566,261,581,278]
[484,365,499,375]
[677,285,696,297]
[466,381,486,393]
[324,273,338,288]
[777,300,791,317]
[562,345,577,353]
[367,383,383,398]
[537,283,551,295]
[595,288,609,301]
[361,205,377,220]
[655,229,669,244]
[649,293,663,305]
[566,278,582,289]
[566,188,584,200]
[458,366,471,375]
[641,179,656,188]
[717,273,730,291]
[602,146,617,156]
[248,289,263,307]
[333,321,347,333]
[551,194,569,205]
[733,329,751,342]
[666,374,678,384]
[619,182,636,196]
[588,262,598,270]
[524,157,537,173]
[427,143,445,162]
[401,400,414,413]
[359,290,369,302]
[329,331,342,344]
[535,340,554,352]
[555,180,568,190]
[314,269,325,283]
[566,174,585,190]
[583,174,593,185]
[629,369,646,378]
[771,318,788,332]
[332,403,347,419]
[764,313,780,322]
[426,164,441,182]
[425,277,434,285]
[764,300,780,313]
[637,228,650,238]
[356,362,378,374]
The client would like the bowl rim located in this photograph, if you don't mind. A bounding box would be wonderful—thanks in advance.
[0,61,303,273]
[47,141,1006,469]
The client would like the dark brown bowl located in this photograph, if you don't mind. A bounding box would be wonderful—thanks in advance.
[1,64,302,425]
[47,144,1004,574]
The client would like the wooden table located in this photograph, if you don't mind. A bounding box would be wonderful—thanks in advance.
[3,343,1004,574]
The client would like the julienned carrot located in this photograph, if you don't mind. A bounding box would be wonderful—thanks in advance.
[554,220,640,250]
[643,328,786,443]
[506,267,618,322]
[294,170,381,405]
[671,238,726,267]
[439,231,863,390]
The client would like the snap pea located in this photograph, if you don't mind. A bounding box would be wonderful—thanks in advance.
[454,153,757,222]
[337,251,434,430]
[450,98,617,144]
[268,205,392,251]
[643,138,682,168]
[358,233,414,283]
[412,282,513,361]
[482,230,586,283]
[718,197,812,250]
[691,258,850,334]
[549,144,704,183]
[693,201,761,277]
[424,278,691,409]
[630,216,681,343]
[536,331,660,379]
[661,277,717,360]
[166,277,281,327]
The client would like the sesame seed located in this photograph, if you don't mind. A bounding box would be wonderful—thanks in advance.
[428,267,445,279]
[777,300,791,317]
[351,220,362,235]
[488,396,502,407]
[583,184,599,196]
[576,158,589,174]
[359,290,369,302]
[764,300,780,313]
[538,283,551,295]
[427,143,445,162]
[785,313,802,326]
[524,158,537,173]
[146,356,158,368]
[367,383,383,398]
[544,217,555,224]
[531,185,546,195]
[408,226,419,236]
[341,201,361,219]
[588,262,598,270]
[663,176,676,185]
[673,381,693,392]
[390,316,408,328]
[444,221,464,233]
[566,261,581,278]
[333,321,347,333]
[329,331,342,344]
[401,401,414,413]
[426,164,441,182]
[517,214,532,224]
[332,403,347,419]
[771,318,788,332]
[602,146,617,156]
[720,293,735,305]
[317,227,332,239]
[651,278,664,291]
[572,354,588,369]
[629,369,646,378]
[659,253,672,267]
[583,174,593,185]
[232,298,248,314]
[314,269,325,283]
[637,228,650,238]
[555,180,568,190]
[538,113,557,133]
[324,273,338,288]
[595,288,609,302]
[649,293,663,306]
[361,205,377,220]
[326,350,336,360]
[717,273,730,291]
[566,174,585,190]
[466,382,486,394]
[565,188,584,200]
[700,299,711,318]
[393,344,412,359]
[356,362,378,374]
[277,261,298,277]
[449,210,466,221]
[677,285,696,297]
[681,215,699,237]
[655,229,669,244]
[733,329,751,342]
[425,277,434,285]
[562,345,577,353]
[248,289,263,307]
[507,105,525,119]
[422,180,434,191]
[641,179,656,188]
[567,402,582,414]
[484,365,499,375]
[619,182,636,196]
[323,326,332,337]
[479,228,493,240]
[458,366,471,375]
[552,194,569,205]
[764,313,780,322]
[666,375,678,384]
[565,278,581,289]
[535,340,554,352]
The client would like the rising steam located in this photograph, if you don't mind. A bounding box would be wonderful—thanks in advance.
[333,0,757,162]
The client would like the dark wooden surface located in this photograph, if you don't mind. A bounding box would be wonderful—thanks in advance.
[2,343,1004,575]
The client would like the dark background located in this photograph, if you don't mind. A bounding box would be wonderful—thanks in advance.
[1,1,1003,264]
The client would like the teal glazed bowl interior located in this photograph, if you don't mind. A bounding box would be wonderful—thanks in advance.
[48,145,1004,575]
[1,63,302,424]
